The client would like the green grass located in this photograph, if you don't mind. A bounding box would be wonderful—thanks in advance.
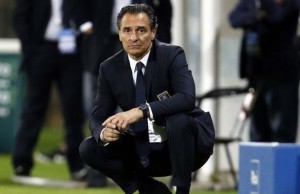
[0,126,237,194]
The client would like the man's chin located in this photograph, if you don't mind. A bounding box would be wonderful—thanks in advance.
[128,51,143,58]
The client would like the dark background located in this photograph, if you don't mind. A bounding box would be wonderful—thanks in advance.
[0,0,15,38]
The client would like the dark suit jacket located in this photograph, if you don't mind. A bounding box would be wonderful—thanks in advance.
[69,0,172,74]
[90,40,215,155]
[228,0,300,80]
[13,0,75,71]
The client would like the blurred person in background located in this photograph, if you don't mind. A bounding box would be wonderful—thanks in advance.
[229,0,300,142]
[11,0,86,181]
[68,0,173,187]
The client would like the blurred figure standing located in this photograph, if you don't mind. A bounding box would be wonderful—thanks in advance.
[12,0,86,180]
[68,0,173,187]
[229,0,300,142]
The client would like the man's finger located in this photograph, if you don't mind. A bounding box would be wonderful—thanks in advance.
[102,115,116,126]
[121,121,128,130]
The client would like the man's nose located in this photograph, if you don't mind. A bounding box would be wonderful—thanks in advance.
[130,32,138,41]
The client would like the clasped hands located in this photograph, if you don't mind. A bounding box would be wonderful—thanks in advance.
[100,108,143,143]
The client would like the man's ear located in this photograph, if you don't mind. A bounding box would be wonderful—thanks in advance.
[119,32,122,41]
[151,25,158,40]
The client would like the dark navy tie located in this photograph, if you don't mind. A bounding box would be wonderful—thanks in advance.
[135,62,147,122]
[135,62,150,167]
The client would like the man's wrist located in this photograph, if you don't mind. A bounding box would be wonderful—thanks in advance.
[138,103,149,119]
[100,129,109,146]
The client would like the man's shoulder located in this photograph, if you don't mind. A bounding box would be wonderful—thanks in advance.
[101,50,125,68]
[155,40,181,49]
[155,40,184,58]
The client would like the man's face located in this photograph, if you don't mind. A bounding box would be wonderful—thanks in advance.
[119,12,157,61]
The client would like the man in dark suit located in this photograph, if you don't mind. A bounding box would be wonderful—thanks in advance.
[12,0,86,180]
[79,4,215,194]
[68,0,172,186]
[229,0,300,142]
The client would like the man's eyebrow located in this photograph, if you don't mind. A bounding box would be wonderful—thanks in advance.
[122,26,131,30]
[122,26,146,30]
[136,26,147,30]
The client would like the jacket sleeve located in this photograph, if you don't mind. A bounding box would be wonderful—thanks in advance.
[149,45,196,120]
[89,63,117,144]
[228,0,258,28]
[12,0,33,56]
[65,0,91,28]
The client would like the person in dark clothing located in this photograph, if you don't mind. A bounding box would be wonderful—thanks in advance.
[11,0,86,180]
[67,0,173,187]
[229,0,300,142]
[79,4,215,194]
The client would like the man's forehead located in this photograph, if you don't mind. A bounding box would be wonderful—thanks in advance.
[120,13,150,26]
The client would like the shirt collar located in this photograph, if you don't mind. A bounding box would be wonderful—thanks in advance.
[128,50,151,74]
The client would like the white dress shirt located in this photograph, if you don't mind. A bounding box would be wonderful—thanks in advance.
[45,0,63,40]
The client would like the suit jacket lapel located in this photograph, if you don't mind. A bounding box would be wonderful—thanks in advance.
[145,45,156,99]
[121,53,136,107]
